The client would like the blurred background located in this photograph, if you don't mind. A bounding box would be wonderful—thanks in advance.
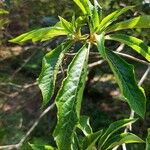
[0,0,150,149]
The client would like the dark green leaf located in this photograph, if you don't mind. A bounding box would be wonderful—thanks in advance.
[78,115,93,136]
[53,44,89,150]
[82,130,103,150]
[10,22,68,43]
[106,34,150,62]
[38,41,72,106]
[101,132,144,150]
[96,34,146,118]
[98,118,137,148]
[106,15,150,33]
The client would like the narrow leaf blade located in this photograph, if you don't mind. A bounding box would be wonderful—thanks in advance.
[53,44,89,150]
[106,34,150,62]
[92,0,102,30]
[73,0,92,15]
[98,118,137,148]
[98,6,134,32]
[10,22,67,43]
[0,9,9,14]
[38,41,72,106]
[102,132,144,150]
[106,15,150,33]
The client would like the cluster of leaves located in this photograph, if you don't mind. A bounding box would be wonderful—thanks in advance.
[10,0,150,149]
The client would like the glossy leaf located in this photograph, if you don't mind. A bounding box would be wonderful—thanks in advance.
[78,115,93,136]
[82,130,103,150]
[98,6,134,32]
[59,16,74,33]
[106,34,150,62]
[38,41,72,106]
[98,118,137,148]
[96,34,146,118]
[92,0,102,30]
[73,0,92,15]
[10,22,68,43]
[101,132,144,150]
[106,15,150,33]
[53,44,89,150]
[146,128,150,150]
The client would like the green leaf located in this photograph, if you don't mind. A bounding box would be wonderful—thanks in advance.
[73,0,92,15]
[98,118,137,148]
[106,15,150,33]
[96,34,146,118]
[92,0,102,30]
[146,128,150,150]
[78,115,93,136]
[71,132,81,150]
[38,41,72,106]
[53,44,89,150]
[106,34,150,62]
[101,132,144,150]
[82,130,103,150]
[98,6,134,32]
[59,16,74,33]
[29,143,56,150]
[9,22,68,43]
[0,9,9,14]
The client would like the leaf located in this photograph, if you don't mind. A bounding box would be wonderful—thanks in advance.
[106,15,150,33]
[53,44,89,150]
[96,34,146,118]
[29,143,56,150]
[82,130,103,150]
[71,132,81,150]
[98,118,137,148]
[78,115,93,136]
[98,6,134,32]
[9,22,68,43]
[146,128,150,150]
[59,16,74,33]
[92,0,102,30]
[106,34,150,62]
[38,41,72,106]
[101,132,144,150]
[73,0,93,15]
[0,9,9,14]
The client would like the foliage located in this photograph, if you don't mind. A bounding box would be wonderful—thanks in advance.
[10,0,150,149]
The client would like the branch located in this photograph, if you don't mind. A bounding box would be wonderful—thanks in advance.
[0,102,55,150]
[115,51,150,66]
